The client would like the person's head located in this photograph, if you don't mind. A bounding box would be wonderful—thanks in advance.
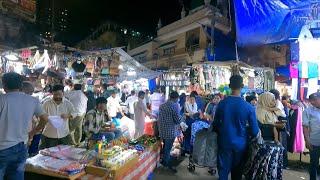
[258,92,277,108]
[246,95,257,106]
[270,89,280,100]
[73,84,82,91]
[2,72,23,92]
[212,93,221,104]
[138,91,146,100]
[52,84,64,103]
[131,90,136,96]
[22,81,34,95]
[189,95,196,104]
[309,92,320,108]
[111,90,117,98]
[145,89,150,94]
[102,83,108,91]
[190,91,198,97]
[170,91,180,103]
[281,95,289,106]
[229,75,244,91]
[96,97,107,112]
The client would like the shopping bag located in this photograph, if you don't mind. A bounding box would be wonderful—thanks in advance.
[192,127,217,167]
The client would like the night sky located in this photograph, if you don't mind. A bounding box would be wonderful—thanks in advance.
[50,0,186,45]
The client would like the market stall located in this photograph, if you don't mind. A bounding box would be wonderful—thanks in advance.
[158,67,191,94]
[25,135,161,180]
[191,61,274,95]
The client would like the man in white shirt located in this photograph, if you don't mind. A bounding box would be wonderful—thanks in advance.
[125,90,138,119]
[65,83,88,145]
[40,84,75,149]
[134,91,153,139]
[107,90,125,124]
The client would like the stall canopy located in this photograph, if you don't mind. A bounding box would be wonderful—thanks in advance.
[115,48,162,82]
[66,47,162,82]
[233,0,320,46]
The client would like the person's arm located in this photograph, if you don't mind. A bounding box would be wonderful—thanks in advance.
[63,102,75,120]
[141,102,152,117]
[248,106,259,137]
[185,103,190,116]
[172,106,182,125]
[273,126,280,143]
[29,101,48,141]
[302,110,312,150]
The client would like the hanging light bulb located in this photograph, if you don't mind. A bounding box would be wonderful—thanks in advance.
[118,65,123,70]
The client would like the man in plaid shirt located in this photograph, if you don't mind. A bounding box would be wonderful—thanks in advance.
[158,91,182,173]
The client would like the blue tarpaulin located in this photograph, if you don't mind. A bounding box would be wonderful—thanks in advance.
[202,25,237,61]
[233,0,320,46]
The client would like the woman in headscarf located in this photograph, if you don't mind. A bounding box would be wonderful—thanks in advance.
[256,92,286,142]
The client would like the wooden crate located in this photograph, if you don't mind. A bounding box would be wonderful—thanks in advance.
[86,156,139,180]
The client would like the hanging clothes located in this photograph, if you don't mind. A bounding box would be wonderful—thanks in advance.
[289,62,299,78]
[293,106,305,153]
[307,62,319,79]
[291,78,298,100]
[288,107,298,153]
[299,61,308,79]
[308,78,319,97]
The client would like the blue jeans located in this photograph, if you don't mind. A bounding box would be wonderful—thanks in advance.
[310,145,320,180]
[218,148,245,180]
[162,139,175,168]
[0,142,27,180]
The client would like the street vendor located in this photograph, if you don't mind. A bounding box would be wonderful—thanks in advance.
[84,97,122,142]
[40,84,76,149]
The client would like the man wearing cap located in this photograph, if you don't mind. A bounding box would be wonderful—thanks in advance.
[303,92,320,180]
[65,82,88,145]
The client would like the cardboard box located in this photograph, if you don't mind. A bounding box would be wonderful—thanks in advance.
[86,156,139,180]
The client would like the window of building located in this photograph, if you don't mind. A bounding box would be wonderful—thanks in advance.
[186,28,200,52]
[163,47,175,56]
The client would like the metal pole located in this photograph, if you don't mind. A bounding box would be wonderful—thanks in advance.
[211,8,215,61]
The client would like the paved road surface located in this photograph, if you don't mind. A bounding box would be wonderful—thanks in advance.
[153,154,309,180]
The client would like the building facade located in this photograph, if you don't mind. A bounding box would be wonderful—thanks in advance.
[128,2,230,70]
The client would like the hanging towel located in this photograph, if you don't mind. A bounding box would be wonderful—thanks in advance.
[293,107,305,153]
[307,62,319,79]
[299,61,308,78]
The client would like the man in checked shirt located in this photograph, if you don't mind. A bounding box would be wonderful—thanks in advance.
[158,91,183,173]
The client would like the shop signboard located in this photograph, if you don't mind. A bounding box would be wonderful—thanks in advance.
[0,0,36,22]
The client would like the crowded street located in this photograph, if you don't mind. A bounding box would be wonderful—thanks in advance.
[1,0,320,180]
